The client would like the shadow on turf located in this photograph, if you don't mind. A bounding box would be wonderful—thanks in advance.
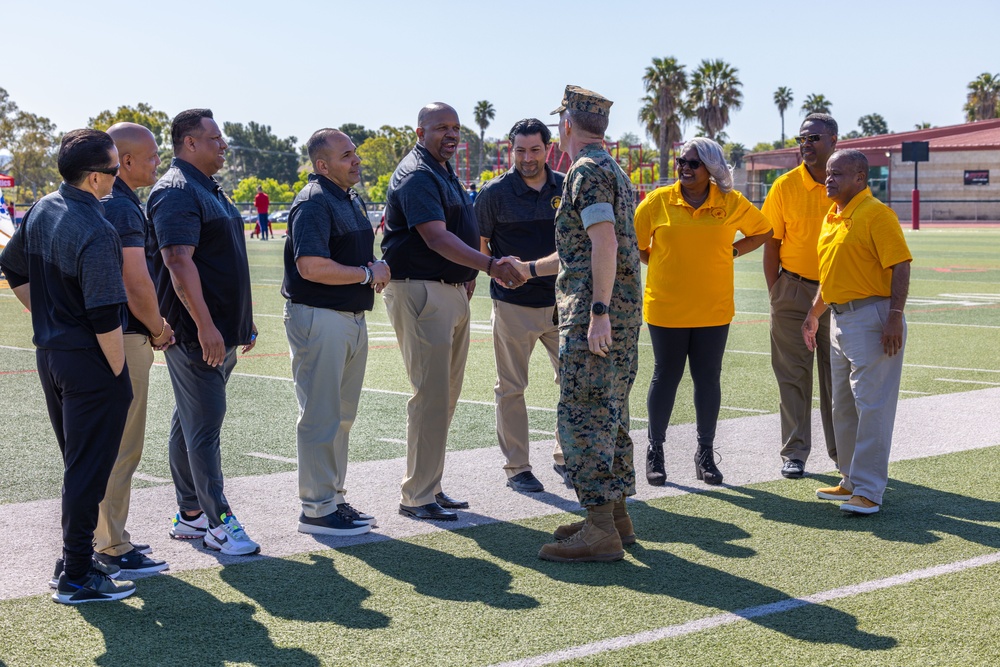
[695,472,1000,548]
[456,508,895,651]
[345,530,540,611]
[77,572,321,666]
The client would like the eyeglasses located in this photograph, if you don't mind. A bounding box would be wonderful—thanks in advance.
[675,158,703,170]
[90,164,120,176]
[795,134,828,145]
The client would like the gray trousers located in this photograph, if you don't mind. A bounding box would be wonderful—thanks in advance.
[769,271,836,465]
[830,299,906,505]
[285,302,368,518]
[164,343,237,528]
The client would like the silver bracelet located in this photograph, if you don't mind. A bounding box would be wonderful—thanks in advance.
[360,265,373,285]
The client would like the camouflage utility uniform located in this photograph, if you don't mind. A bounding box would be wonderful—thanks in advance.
[555,142,643,507]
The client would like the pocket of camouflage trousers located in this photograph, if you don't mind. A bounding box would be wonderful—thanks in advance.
[560,349,614,404]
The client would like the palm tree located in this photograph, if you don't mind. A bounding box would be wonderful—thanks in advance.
[801,93,832,116]
[688,59,743,142]
[964,72,1000,121]
[914,122,933,130]
[773,87,793,145]
[473,100,495,177]
[639,56,687,183]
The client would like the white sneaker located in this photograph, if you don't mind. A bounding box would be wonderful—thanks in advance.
[204,512,260,556]
[169,511,209,539]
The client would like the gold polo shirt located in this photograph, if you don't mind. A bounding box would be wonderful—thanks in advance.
[761,163,830,281]
[818,188,912,305]
[635,182,772,328]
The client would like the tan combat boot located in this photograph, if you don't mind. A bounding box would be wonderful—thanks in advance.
[539,502,625,562]
[552,498,636,545]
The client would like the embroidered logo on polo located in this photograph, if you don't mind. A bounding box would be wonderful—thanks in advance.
[551,196,561,210]
[711,207,727,220]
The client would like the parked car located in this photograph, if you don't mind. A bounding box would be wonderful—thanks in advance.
[271,210,291,223]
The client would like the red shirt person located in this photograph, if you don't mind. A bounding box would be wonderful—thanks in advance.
[254,186,271,240]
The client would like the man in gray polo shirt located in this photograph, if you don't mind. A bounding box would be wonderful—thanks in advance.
[148,108,260,556]
[477,118,566,493]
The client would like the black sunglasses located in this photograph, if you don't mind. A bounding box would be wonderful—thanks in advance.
[795,134,827,145]
[676,158,703,170]
[90,164,121,176]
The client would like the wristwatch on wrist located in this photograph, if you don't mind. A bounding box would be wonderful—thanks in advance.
[591,301,608,316]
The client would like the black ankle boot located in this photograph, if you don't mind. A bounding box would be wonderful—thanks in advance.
[646,440,666,486]
[694,445,723,485]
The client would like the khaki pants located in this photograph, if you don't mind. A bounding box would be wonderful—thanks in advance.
[769,271,836,466]
[285,303,368,518]
[491,299,564,476]
[384,280,470,506]
[94,333,152,556]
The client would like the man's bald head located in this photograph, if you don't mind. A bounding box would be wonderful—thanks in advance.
[417,103,457,130]
[107,122,161,189]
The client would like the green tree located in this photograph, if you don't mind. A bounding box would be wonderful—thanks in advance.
[801,93,832,115]
[222,121,300,185]
[688,59,743,142]
[473,100,495,177]
[751,141,776,153]
[773,86,793,145]
[0,87,19,149]
[724,142,747,168]
[914,122,933,130]
[367,173,392,203]
[338,123,374,146]
[858,113,890,136]
[89,103,171,147]
[232,176,295,205]
[640,56,688,184]
[10,111,59,201]
[964,72,1000,121]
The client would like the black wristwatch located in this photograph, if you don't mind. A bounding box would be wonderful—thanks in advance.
[591,302,608,316]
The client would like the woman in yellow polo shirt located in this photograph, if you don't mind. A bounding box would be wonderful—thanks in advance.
[635,137,772,486]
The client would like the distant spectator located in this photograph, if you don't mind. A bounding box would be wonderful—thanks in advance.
[254,185,270,240]
[468,182,478,203]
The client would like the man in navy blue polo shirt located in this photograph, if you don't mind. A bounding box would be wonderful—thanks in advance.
[476,118,566,494]
[147,109,260,556]
[381,103,525,522]
[283,128,390,537]
[1,129,137,603]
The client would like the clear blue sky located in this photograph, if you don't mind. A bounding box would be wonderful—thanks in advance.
[4,0,997,150]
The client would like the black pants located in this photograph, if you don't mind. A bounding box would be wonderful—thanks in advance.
[646,323,730,448]
[37,348,132,579]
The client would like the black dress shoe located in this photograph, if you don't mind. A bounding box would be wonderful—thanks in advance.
[781,459,805,478]
[434,492,469,509]
[553,463,574,488]
[507,471,544,493]
[398,503,458,521]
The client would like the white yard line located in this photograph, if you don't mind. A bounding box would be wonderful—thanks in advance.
[246,452,297,464]
[935,378,1000,386]
[132,473,171,484]
[489,551,1000,667]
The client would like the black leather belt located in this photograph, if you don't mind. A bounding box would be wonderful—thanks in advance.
[829,295,887,315]
[780,268,819,286]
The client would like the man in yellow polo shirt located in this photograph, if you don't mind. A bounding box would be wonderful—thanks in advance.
[762,114,838,479]
[802,149,911,515]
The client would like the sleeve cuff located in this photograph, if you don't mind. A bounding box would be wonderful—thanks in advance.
[87,304,125,334]
[581,202,614,229]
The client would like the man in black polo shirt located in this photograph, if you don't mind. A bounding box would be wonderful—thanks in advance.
[477,118,566,494]
[381,102,524,522]
[147,109,260,556]
[1,129,136,603]
[283,129,390,537]
[93,122,174,575]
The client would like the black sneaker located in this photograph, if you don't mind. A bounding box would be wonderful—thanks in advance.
[781,459,806,479]
[94,548,169,574]
[52,568,136,605]
[338,502,377,526]
[49,557,120,589]
[298,507,371,536]
[507,471,545,493]
[131,542,153,555]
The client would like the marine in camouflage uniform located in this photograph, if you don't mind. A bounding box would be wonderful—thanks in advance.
[555,142,642,507]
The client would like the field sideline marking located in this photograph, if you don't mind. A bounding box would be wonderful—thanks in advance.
[246,452,297,464]
[936,378,1000,386]
[489,551,1000,667]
